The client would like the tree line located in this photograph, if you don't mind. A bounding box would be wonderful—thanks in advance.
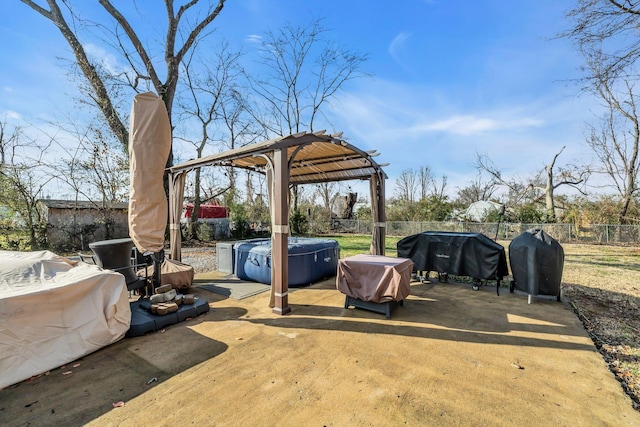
[2,0,640,250]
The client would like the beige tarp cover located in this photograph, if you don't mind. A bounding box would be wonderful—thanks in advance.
[140,258,194,290]
[0,250,130,389]
[128,91,172,254]
[336,254,413,303]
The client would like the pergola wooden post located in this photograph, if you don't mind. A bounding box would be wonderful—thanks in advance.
[270,148,291,314]
[370,171,386,256]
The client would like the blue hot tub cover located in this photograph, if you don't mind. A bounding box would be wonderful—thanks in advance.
[234,237,340,286]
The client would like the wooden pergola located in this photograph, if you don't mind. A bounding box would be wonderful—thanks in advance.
[167,130,387,315]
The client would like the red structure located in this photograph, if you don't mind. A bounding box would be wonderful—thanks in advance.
[183,202,229,221]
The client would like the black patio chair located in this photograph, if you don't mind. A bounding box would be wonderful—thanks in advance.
[87,238,152,297]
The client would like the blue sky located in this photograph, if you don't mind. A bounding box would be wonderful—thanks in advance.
[1,1,595,200]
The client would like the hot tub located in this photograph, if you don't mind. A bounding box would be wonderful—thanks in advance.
[233,237,340,286]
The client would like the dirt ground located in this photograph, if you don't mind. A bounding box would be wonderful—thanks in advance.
[558,243,640,410]
[1,267,638,426]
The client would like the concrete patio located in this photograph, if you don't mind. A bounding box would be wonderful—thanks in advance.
[1,276,637,426]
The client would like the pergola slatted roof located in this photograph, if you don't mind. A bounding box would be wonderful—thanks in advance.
[168,130,387,183]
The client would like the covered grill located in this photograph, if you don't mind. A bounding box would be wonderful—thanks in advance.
[396,231,509,294]
[508,228,564,303]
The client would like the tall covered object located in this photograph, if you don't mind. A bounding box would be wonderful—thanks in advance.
[508,228,564,303]
[128,92,172,286]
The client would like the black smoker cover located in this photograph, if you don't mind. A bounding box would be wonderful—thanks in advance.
[396,231,508,281]
[508,228,564,297]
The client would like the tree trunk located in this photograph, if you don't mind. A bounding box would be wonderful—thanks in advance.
[620,194,632,224]
[545,167,555,222]
[188,168,203,240]
[292,185,299,212]
[341,192,357,219]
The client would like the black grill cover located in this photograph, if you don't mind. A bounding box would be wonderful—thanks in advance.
[396,231,508,280]
[508,228,564,296]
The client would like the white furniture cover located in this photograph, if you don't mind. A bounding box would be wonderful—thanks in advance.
[0,250,131,389]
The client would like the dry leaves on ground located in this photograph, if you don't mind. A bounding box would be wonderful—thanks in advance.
[561,244,640,411]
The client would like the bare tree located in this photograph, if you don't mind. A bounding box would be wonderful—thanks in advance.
[418,166,434,200]
[394,169,419,203]
[248,19,368,136]
[431,174,449,201]
[533,146,589,222]
[246,19,368,210]
[49,118,128,204]
[586,70,640,223]
[176,41,244,237]
[475,153,528,206]
[218,88,260,200]
[562,0,640,82]
[455,172,499,205]
[476,151,586,221]
[562,1,640,223]
[21,0,226,164]
[392,167,449,220]
[315,182,340,216]
[0,118,18,166]
[0,120,53,249]
[234,171,270,230]
[1,114,131,248]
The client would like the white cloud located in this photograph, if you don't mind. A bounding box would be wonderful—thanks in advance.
[388,32,412,71]
[245,34,262,43]
[332,85,545,141]
[239,0,265,14]
[2,110,22,120]
[388,32,410,60]
[413,115,543,136]
[83,43,124,75]
[324,76,596,198]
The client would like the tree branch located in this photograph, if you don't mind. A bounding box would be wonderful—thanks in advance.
[608,0,640,15]
[21,0,129,148]
[98,0,163,94]
[175,0,226,63]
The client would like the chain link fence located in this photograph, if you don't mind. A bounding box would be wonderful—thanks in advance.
[4,220,639,252]
[321,220,640,244]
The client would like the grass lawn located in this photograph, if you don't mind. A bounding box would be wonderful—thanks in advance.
[322,234,402,258]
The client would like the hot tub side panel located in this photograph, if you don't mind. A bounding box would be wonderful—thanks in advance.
[233,239,339,286]
[288,245,340,286]
[234,240,271,284]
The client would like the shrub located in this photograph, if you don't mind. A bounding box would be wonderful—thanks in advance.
[290,208,308,236]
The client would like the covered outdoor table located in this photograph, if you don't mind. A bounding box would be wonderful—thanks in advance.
[337,254,413,318]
